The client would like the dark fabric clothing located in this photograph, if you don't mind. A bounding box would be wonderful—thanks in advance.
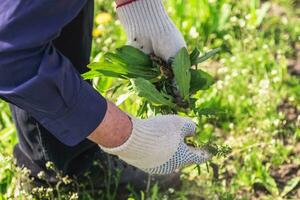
[10,0,101,176]
[0,0,107,146]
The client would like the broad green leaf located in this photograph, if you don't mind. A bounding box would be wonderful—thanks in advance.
[88,61,159,80]
[172,48,191,101]
[105,52,154,72]
[116,45,152,67]
[88,49,160,80]
[195,48,222,64]
[88,61,126,73]
[82,70,103,80]
[281,177,300,197]
[104,52,127,66]
[190,69,215,93]
[87,62,128,78]
[190,48,201,66]
[130,78,175,108]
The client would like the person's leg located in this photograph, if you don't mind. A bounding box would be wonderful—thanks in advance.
[12,0,99,179]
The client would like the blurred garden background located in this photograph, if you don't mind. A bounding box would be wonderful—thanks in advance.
[0,0,299,199]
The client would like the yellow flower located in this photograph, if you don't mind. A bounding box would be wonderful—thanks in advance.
[95,13,112,25]
[92,28,102,38]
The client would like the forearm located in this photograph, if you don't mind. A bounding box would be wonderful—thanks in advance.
[88,101,132,148]
[115,0,135,7]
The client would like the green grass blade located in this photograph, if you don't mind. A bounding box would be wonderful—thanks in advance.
[116,45,152,67]
[195,47,222,64]
[87,60,159,80]
[190,48,201,66]
[281,177,300,197]
[82,70,103,80]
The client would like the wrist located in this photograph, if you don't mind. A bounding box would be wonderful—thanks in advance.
[116,0,138,8]
[88,101,132,148]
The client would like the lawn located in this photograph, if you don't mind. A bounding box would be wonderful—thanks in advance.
[0,0,300,199]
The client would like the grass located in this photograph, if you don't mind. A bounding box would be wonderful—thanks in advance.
[0,0,300,199]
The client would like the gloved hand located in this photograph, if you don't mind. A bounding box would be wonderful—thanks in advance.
[117,0,186,61]
[100,115,211,175]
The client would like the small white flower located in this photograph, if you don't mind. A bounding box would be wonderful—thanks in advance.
[259,79,270,89]
[271,69,278,75]
[239,19,246,27]
[230,56,236,62]
[281,17,288,25]
[70,193,79,200]
[241,69,248,75]
[46,161,55,170]
[216,80,224,90]
[218,67,228,75]
[224,34,231,41]
[288,96,295,102]
[230,16,238,23]
[220,58,226,64]
[189,27,199,39]
[37,171,45,179]
[232,70,239,77]
[273,76,281,83]
[227,95,234,103]
[273,119,281,127]
[182,21,189,29]
[245,14,251,20]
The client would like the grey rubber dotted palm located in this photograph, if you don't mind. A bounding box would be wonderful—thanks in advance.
[144,123,211,175]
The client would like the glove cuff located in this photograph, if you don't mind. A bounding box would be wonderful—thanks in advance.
[99,117,145,155]
[117,0,175,39]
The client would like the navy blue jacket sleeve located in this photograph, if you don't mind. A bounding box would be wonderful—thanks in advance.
[0,0,107,146]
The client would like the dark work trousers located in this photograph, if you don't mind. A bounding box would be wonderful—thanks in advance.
[10,0,101,180]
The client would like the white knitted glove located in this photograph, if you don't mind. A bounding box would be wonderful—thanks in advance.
[117,0,186,61]
[99,115,211,175]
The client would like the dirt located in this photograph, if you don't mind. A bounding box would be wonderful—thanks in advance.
[267,2,300,77]
[268,3,288,17]
[278,99,299,124]
[267,98,300,197]
[271,164,300,184]
[292,142,300,155]
[288,43,300,77]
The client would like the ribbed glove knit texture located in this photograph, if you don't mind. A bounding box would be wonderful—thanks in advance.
[100,116,211,175]
[117,0,186,60]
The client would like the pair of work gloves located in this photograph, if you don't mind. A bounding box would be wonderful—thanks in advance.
[99,0,211,175]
